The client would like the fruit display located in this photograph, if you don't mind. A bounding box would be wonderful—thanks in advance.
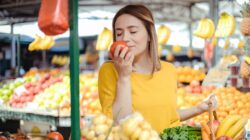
[240,2,250,36]
[216,115,248,139]
[51,55,69,66]
[8,74,63,108]
[46,132,64,140]
[119,112,160,140]
[184,80,215,94]
[215,12,235,37]
[81,114,113,140]
[28,35,55,51]
[176,67,206,83]
[166,52,174,62]
[0,77,34,106]
[193,18,215,39]
[82,112,160,140]
[177,87,250,123]
[23,68,61,77]
[33,73,101,115]
[160,125,201,140]
[240,59,250,78]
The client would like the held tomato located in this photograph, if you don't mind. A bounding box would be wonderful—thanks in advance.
[47,132,64,140]
[109,41,128,57]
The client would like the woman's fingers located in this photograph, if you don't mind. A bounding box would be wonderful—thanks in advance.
[114,46,121,58]
[119,47,129,59]
[208,94,217,110]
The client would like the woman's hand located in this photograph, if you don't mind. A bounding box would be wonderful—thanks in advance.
[198,94,218,112]
[110,45,134,78]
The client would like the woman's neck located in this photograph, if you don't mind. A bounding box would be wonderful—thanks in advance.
[132,51,153,74]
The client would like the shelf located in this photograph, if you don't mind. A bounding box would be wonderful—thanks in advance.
[0,107,71,127]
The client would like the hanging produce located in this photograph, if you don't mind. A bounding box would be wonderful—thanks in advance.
[157,25,171,45]
[212,37,217,47]
[38,0,69,35]
[28,35,55,51]
[96,27,113,51]
[172,44,182,53]
[166,52,174,62]
[237,40,245,49]
[240,2,250,36]
[223,39,231,49]
[204,41,214,68]
[193,18,215,39]
[187,48,194,59]
[215,12,235,37]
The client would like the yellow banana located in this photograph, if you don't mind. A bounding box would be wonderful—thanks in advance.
[157,25,171,45]
[193,20,204,37]
[228,14,236,36]
[96,27,113,51]
[237,40,244,49]
[39,36,53,50]
[28,35,42,51]
[224,39,230,49]
[215,12,235,37]
[193,18,214,39]
[216,115,241,138]
[172,44,182,53]
[206,19,215,38]
[244,56,250,64]
[225,117,248,138]
[232,128,244,140]
[212,37,217,46]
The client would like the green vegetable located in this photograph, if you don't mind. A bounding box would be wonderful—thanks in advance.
[160,125,201,140]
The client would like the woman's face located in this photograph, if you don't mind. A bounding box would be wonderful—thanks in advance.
[114,14,150,57]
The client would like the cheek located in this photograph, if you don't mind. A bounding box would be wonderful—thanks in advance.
[134,33,149,51]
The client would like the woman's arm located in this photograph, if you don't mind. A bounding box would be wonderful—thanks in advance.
[177,105,205,121]
[112,76,133,123]
[178,94,217,121]
[111,46,134,123]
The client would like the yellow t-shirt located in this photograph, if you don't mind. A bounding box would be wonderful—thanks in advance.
[98,60,180,133]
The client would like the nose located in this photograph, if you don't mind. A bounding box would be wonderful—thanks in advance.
[122,31,130,44]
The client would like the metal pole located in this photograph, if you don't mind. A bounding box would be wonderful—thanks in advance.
[11,23,16,69]
[69,0,80,139]
[210,0,219,66]
[16,34,21,77]
[189,4,193,49]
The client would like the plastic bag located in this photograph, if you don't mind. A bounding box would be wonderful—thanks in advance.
[38,0,69,36]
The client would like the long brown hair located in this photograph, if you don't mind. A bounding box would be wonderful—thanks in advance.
[112,4,161,74]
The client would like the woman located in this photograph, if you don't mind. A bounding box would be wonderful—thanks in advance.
[98,4,217,133]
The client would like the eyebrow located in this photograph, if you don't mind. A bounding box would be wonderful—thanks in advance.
[115,25,139,31]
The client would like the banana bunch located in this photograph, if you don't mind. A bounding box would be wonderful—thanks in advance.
[28,35,55,51]
[238,40,245,49]
[51,55,69,66]
[224,39,231,49]
[193,18,215,39]
[216,115,248,139]
[157,25,171,45]
[215,12,236,37]
[172,44,182,53]
[96,27,112,51]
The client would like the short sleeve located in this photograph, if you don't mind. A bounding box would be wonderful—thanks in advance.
[98,62,118,118]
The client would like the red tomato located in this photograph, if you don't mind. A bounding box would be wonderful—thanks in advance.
[47,132,64,140]
[109,41,128,57]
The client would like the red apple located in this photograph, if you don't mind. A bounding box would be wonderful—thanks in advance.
[47,132,64,140]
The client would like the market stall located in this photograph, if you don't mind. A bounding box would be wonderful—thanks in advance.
[0,0,249,140]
